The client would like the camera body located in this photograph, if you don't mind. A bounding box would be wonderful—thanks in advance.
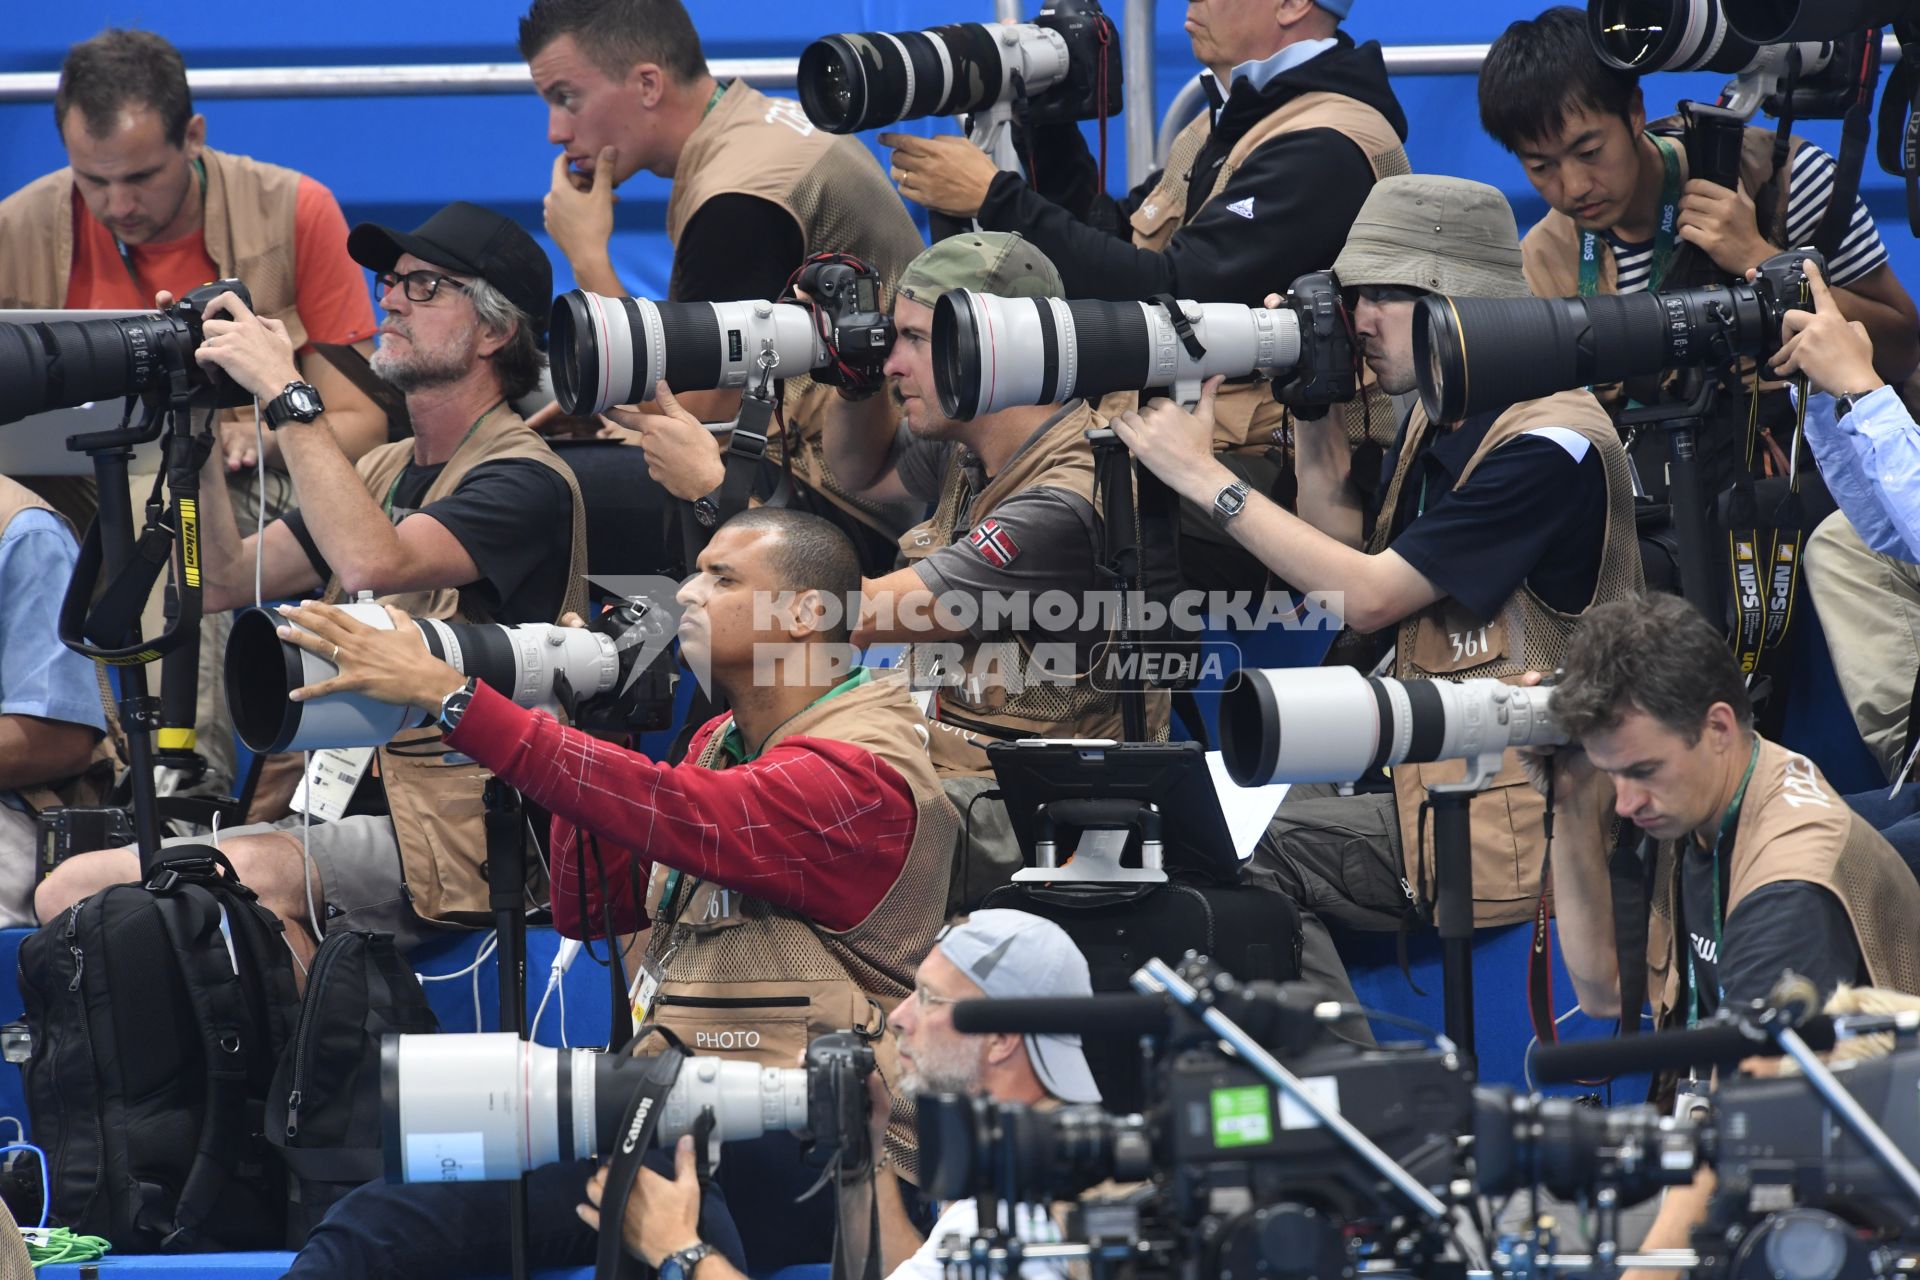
[800,1031,880,1171]
[1270,271,1360,418]
[790,255,895,396]
[1026,0,1125,128]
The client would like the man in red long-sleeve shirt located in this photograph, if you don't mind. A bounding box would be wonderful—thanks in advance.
[276,506,957,1275]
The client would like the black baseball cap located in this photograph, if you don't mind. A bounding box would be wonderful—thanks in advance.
[348,201,554,341]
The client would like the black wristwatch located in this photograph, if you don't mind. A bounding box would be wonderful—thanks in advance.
[691,491,722,528]
[436,677,477,735]
[265,380,325,429]
[658,1242,717,1280]
[1833,387,1878,421]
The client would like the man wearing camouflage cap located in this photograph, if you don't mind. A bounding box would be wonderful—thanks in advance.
[825,232,1169,783]
[1117,176,1642,1018]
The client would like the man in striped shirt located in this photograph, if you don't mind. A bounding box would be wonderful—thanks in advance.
[1478,7,1917,386]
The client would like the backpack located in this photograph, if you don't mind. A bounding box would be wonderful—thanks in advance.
[17,849,300,1252]
[266,929,440,1244]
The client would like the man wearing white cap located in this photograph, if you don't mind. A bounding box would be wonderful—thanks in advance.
[580,910,1101,1280]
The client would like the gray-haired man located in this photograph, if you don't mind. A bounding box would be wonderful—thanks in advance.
[1113,174,1644,1018]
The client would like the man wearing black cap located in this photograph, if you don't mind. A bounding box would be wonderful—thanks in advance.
[36,201,589,969]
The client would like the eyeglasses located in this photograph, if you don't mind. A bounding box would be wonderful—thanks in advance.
[378,269,473,304]
[1351,284,1428,307]
[914,985,965,1013]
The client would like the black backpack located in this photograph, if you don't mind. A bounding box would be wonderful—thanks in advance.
[266,929,439,1244]
[17,850,300,1252]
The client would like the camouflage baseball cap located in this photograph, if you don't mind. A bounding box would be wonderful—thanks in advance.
[1332,175,1530,300]
[895,231,1063,307]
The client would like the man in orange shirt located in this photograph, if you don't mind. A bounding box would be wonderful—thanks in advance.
[0,27,389,797]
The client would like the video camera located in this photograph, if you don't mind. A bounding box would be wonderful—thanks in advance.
[380,1028,877,1182]
[932,271,1359,420]
[0,279,254,427]
[797,1,1123,138]
[548,252,894,417]
[1412,247,1821,423]
[225,592,679,754]
[927,958,1478,1280]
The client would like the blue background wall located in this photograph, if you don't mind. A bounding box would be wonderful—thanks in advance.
[5,1,1918,304]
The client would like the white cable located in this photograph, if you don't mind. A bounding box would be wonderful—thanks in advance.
[557,971,568,1048]
[530,938,584,1046]
[416,931,498,982]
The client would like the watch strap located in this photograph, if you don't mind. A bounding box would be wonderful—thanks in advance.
[663,1241,718,1279]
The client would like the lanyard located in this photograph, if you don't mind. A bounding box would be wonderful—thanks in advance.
[114,158,207,298]
[382,401,504,516]
[1685,738,1762,1027]
[1579,135,1682,297]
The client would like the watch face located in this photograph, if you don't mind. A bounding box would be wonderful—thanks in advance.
[290,387,322,418]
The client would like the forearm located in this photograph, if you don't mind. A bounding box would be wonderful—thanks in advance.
[1833,284,1920,385]
[0,715,99,790]
[275,421,404,594]
[875,1169,925,1276]
[1222,488,1410,632]
[822,395,902,494]
[196,445,259,612]
[569,252,629,298]
[299,347,389,464]
[1291,421,1366,548]
[1545,757,1624,1017]
[1624,1169,1716,1280]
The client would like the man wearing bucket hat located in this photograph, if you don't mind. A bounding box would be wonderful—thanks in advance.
[1115,175,1642,1018]
[577,910,1102,1280]
[36,201,589,968]
[824,232,1169,783]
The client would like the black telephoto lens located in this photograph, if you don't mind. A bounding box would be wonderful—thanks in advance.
[798,24,1006,134]
[0,315,182,429]
[1722,0,1907,43]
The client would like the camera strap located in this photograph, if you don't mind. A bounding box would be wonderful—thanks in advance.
[1580,136,1681,297]
[594,1026,693,1280]
[1721,389,1808,676]
[59,409,214,666]
[1878,20,1920,238]
[1812,33,1882,262]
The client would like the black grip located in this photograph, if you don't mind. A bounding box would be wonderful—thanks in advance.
[1532,1016,1836,1084]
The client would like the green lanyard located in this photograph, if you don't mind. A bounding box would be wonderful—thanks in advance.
[383,401,503,516]
[1685,737,1763,1027]
[1579,134,1682,298]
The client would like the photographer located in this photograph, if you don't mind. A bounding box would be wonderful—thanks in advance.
[1771,263,1920,840]
[822,232,1168,782]
[0,477,109,928]
[883,0,1408,589]
[519,0,926,570]
[1478,7,1918,543]
[577,910,1102,1280]
[35,202,588,970]
[274,507,957,1274]
[1112,176,1641,1020]
[1528,593,1920,1277]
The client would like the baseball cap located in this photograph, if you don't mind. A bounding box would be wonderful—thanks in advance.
[936,909,1101,1105]
[895,232,1063,308]
[1318,0,1354,17]
[349,201,555,340]
[1332,175,1530,300]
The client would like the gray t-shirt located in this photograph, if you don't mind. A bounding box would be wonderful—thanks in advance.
[892,403,1103,645]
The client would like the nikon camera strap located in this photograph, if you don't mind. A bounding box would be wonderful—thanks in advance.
[1720,385,1809,676]
[58,409,214,667]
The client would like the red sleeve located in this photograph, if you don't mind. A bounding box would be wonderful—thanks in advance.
[290,176,378,349]
[446,682,921,936]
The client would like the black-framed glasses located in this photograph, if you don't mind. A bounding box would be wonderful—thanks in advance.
[378,269,473,304]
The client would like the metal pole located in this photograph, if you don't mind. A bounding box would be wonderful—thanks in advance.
[1124,0,1158,188]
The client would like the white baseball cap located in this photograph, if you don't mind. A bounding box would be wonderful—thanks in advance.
[936,910,1102,1105]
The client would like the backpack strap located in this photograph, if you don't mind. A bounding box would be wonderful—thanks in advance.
[144,865,264,1249]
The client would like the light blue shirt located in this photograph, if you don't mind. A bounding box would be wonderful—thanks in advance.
[1800,385,1920,562]
[1228,37,1339,96]
[0,508,108,806]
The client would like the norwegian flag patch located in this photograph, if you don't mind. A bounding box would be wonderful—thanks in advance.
[966,518,1021,569]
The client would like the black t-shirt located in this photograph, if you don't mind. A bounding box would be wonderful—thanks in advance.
[1676,842,1865,1020]
[282,458,574,624]
[670,193,808,303]
[1373,409,1608,619]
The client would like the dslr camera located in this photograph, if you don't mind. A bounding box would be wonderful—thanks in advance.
[549,253,894,417]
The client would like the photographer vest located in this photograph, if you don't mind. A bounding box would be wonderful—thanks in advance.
[639,671,958,1177]
[1521,121,1798,302]
[1644,737,1920,1028]
[0,481,117,815]
[0,147,308,347]
[666,80,927,536]
[320,407,589,922]
[1128,92,1410,458]
[895,401,1170,775]
[1367,391,1643,925]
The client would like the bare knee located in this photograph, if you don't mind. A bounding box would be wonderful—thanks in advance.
[35,846,141,923]
[220,833,321,931]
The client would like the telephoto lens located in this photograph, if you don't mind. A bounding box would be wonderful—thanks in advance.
[549,293,825,417]
[1218,666,1565,788]
[1722,0,1906,43]
[1587,0,1764,72]
[380,1033,811,1182]
[799,23,1069,134]
[933,291,1303,419]
[1412,248,1821,422]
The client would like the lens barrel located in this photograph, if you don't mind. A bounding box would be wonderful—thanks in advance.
[799,23,1033,134]
[1722,0,1906,43]
[1588,0,1761,72]
[0,314,190,429]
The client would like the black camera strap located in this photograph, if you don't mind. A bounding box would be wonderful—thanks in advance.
[1812,33,1883,262]
[59,407,214,665]
[679,372,788,571]
[594,1026,693,1280]
[1878,19,1920,238]
[1720,388,1808,677]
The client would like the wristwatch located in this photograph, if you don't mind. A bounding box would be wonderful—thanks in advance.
[658,1242,717,1280]
[1833,387,1878,421]
[1210,479,1251,528]
[436,677,477,735]
[691,490,722,528]
[265,380,325,429]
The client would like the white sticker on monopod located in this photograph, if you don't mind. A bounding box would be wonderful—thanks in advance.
[404,1131,488,1183]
